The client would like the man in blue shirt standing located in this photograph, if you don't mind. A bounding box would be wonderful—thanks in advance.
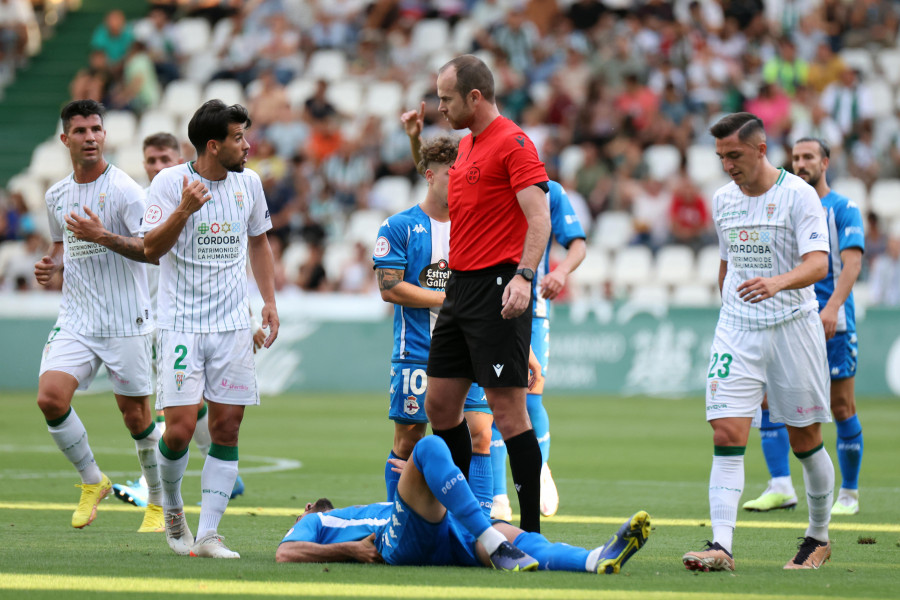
[743,137,865,515]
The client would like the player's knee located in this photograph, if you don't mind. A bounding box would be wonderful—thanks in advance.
[121,411,149,435]
[831,396,855,422]
[162,423,193,452]
[36,389,69,420]
[394,432,423,458]
[469,427,492,454]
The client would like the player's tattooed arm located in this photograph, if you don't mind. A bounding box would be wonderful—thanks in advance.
[377,268,404,292]
[64,207,158,264]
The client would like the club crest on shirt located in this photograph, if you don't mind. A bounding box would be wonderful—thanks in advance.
[98,193,106,211]
[466,166,480,184]
[234,191,244,209]
[709,380,718,398]
[175,370,185,391]
[766,203,775,219]
[404,395,420,415]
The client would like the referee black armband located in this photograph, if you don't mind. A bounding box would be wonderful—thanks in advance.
[534,181,549,193]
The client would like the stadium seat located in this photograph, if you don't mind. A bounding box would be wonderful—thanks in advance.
[175,18,212,57]
[671,283,717,307]
[323,240,355,277]
[428,48,456,73]
[363,81,403,120]
[6,174,46,214]
[28,140,71,183]
[696,244,723,286]
[611,245,653,291]
[628,283,670,307]
[644,144,682,181]
[325,79,362,116]
[404,76,432,109]
[183,49,221,84]
[568,247,610,296]
[767,144,787,169]
[162,79,202,121]
[286,78,316,110]
[558,144,585,182]
[281,241,310,280]
[369,176,412,213]
[839,48,875,78]
[687,143,722,184]
[345,209,388,246]
[701,177,730,205]
[203,79,245,107]
[876,48,900,86]
[137,110,177,144]
[830,177,868,213]
[307,50,347,82]
[590,211,634,251]
[869,178,900,219]
[114,146,149,186]
[452,18,478,53]
[654,244,696,286]
[102,110,138,151]
[410,19,450,58]
[867,80,894,119]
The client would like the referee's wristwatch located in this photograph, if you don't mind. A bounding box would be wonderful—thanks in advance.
[515,267,535,282]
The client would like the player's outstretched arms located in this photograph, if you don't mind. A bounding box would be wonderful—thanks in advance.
[738,251,827,304]
[276,535,384,564]
[377,268,445,308]
[34,242,64,286]
[65,206,157,264]
[144,175,211,261]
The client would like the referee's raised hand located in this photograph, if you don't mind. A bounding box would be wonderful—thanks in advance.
[179,175,212,214]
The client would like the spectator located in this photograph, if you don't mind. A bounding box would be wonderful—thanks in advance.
[0,0,34,68]
[491,4,540,75]
[90,9,134,70]
[868,234,900,306]
[628,177,671,250]
[762,38,807,97]
[806,41,845,94]
[336,241,375,294]
[111,41,161,115]
[2,190,33,240]
[848,120,880,190]
[668,173,712,250]
[0,228,44,291]
[819,67,873,138]
[863,211,889,278]
[745,83,792,146]
[133,7,180,85]
[297,241,330,292]
[249,68,291,129]
[256,13,303,85]
[70,50,113,103]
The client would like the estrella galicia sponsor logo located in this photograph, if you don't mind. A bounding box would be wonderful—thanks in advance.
[466,166,480,184]
[766,203,775,219]
[419,259,450,289]
[175,370,185,391]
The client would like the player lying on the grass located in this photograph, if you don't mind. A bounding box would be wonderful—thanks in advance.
[276,436,651,573]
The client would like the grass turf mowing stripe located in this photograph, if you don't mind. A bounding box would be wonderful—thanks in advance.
[1,502,897,532]
[0,574,863,600]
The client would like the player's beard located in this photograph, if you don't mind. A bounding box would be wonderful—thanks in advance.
[799,171,820,187]
[223,156,246,173]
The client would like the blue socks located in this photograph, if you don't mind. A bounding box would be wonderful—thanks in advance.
[835,415,863,490]
[759,409,791,478]
[468,453,493,517]
[527,393,551,464]
[514,531,590,571]
[411,436,492,537]
[385,450,401,501]
[489,424,507,497]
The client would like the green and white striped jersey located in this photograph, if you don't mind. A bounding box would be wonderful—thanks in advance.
[713,169,829,331]
[141,162,271,333]
[45,164,152,337]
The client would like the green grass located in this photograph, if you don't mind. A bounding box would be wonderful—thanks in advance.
[1,392,898,599]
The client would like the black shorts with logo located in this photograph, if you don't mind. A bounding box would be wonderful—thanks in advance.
[427,264,532,388]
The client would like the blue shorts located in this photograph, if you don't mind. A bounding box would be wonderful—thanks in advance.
[827,331,858,380]
[389,362,490,424]
[531,317,549,376]
[375,494,480,567]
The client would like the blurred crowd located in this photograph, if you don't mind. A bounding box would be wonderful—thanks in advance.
[2,0,900,306]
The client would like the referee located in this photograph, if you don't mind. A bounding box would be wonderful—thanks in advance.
[425,54,551,533]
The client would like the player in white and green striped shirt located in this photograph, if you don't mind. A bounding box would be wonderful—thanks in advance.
[142,100,279,559]
[682,113,834,572]
[35,100,163,534]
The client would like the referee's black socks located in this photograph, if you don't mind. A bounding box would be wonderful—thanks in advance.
[506,429,542,533]
[432,419,472,480]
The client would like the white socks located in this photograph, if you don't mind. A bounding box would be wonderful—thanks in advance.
[477,525,507,556]
[134,424,163,506]
[158,446,190,511]
[48,409,102,484]
[193,410,212,458]
[709,454,744,553]
[197,455,238,539]
[798,446,834,542]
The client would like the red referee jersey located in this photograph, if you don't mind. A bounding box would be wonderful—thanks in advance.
[448,116,548,271]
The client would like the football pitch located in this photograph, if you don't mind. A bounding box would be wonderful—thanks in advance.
[1,391,897,600]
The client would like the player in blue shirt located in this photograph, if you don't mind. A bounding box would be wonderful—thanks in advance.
[276,435,651,574]
[373,122,495,511]
[490,180,586,520]
[743,137,865,515]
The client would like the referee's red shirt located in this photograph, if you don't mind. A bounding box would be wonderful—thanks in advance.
[448,116,548,271]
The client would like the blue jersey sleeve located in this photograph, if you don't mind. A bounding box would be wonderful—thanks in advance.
[281,513,324,544]
[548,182,586,248]
[373,216,409,271]
[834,198,865,253]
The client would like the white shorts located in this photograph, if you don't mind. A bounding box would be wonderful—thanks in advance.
[705,309,831,427]
[39,326,152,396]
[156,329,259,409]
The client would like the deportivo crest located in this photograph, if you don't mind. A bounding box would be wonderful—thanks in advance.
[404,395,420,415]
[98,193,106,211]
[175,370,185,391]
[766,203,775,219]
[234,191,244,209]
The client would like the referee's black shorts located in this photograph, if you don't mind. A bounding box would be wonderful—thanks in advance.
[427,264,532,388]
